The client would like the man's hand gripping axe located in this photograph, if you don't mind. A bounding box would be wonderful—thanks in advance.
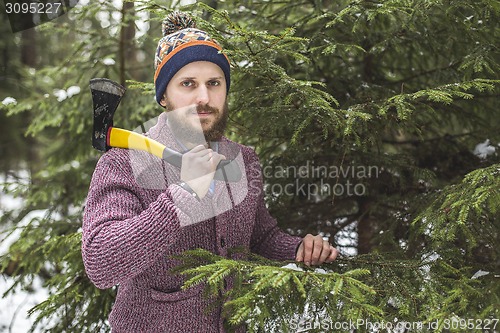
[90,78,241,182]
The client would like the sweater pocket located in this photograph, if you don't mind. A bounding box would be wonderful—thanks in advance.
[150,284,204,302]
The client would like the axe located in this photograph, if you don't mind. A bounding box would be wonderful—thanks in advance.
[90,78,241,182]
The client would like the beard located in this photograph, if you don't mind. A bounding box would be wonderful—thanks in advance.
[165,100,229,144]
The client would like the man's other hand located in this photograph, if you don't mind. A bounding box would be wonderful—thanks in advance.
[295,234,338,266]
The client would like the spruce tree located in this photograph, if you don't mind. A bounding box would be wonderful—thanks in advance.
[1,0,498,332]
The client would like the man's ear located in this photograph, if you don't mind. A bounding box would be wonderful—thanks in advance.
[160,94,167,107]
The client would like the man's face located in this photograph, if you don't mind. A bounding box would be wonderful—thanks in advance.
[161,61,228,142]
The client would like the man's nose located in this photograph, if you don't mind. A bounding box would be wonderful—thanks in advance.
[196,86,209,105]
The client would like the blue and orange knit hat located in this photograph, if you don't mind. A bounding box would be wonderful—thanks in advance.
[154,11,231,105]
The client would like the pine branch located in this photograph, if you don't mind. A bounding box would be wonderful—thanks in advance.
[172,249,452,332]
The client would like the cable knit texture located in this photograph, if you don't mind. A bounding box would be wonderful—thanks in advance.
[82,114,302,332]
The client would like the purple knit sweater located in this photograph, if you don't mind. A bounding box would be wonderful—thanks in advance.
[82,113,302,332]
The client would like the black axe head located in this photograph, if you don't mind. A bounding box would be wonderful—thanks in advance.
[90,78,126,152]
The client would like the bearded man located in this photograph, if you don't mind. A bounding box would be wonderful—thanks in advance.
[82,11,338,333]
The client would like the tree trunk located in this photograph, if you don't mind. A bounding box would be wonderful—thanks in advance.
[357,198,375,254]
[119,1,136,86]
[20,28,40,178]
[21,28,36,67]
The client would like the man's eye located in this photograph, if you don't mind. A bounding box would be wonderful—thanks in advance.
[209,80,220,86]
[182,81,194,87]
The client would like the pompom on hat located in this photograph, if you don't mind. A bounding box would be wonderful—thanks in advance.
[154,11,231,105]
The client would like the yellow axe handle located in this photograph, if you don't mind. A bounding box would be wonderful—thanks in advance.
[108,127,166,160]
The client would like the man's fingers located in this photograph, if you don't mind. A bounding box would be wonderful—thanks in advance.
[210,153,226,165]
[201,149,213,162]
[296,234,339,266]
[325,245,339,263]
[302,234,315,266]
[295,242,304,262]
[317,240,331,264]
[187,147,226,165]
[311,236,324,265]
[188,144,207,153]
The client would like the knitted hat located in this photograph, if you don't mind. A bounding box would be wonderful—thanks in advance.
[154,11,231,105]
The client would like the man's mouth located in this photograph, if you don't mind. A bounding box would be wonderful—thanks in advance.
[194,107,216,117]
[184,105,219,119]
[195,111,213,117]
[196,105,218,114]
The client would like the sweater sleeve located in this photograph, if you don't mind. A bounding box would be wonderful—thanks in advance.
[247,149,303,261]
[81,150,198,289]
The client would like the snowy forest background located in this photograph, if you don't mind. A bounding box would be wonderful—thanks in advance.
[0,0,499,332]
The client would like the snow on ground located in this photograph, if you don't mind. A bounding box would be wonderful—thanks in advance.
[0,275,49,333]
[1,174,49,333]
